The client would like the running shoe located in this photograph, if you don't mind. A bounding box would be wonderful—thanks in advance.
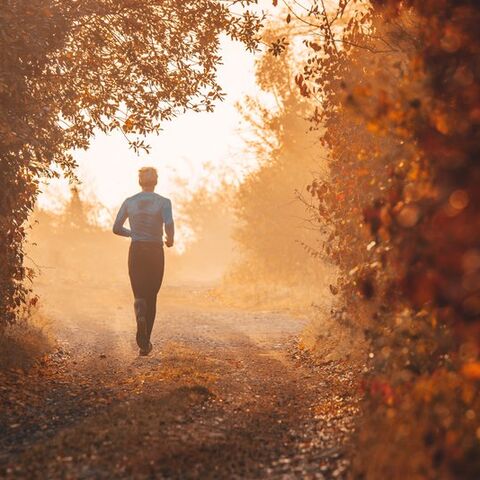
[139,342,153,356]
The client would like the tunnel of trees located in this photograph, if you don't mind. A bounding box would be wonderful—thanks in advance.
[1,0,479,478]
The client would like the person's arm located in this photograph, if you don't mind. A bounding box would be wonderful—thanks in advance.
[165,222,175,247]
[112,200,131,237]
[163,199,174,247]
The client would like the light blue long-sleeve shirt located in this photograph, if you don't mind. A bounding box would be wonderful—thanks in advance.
[113,192,173,244]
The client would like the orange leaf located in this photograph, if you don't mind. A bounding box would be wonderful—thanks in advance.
[461,362,480,380]
[367,121,380,133]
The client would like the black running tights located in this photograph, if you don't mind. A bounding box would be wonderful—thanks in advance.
[128,241,165,340]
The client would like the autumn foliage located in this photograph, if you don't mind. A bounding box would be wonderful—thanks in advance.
[273,0,480,477]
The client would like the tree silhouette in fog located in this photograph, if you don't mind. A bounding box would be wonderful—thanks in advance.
[233,26,325,287]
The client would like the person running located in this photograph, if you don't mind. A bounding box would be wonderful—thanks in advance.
[113,167,174,356]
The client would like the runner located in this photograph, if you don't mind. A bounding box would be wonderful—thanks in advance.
[113,167,174,355]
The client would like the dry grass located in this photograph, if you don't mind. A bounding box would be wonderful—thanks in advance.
[0,309,54,371]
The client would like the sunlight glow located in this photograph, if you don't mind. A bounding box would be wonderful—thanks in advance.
[38,38,260,230]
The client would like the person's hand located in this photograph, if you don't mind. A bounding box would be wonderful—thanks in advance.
[165,238,174,248]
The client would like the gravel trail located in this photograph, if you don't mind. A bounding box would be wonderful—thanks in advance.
[0,286,359,479]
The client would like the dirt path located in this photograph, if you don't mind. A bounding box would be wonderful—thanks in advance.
[0,286,359,479]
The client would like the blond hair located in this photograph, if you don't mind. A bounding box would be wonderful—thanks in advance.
[138,167,158,187]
